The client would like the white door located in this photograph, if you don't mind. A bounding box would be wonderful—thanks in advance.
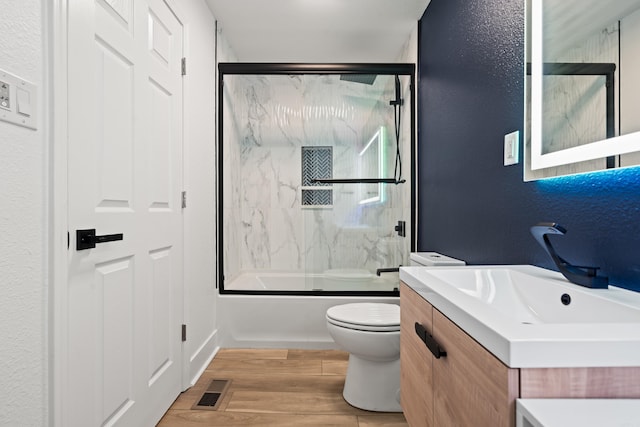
[66,0,184,425]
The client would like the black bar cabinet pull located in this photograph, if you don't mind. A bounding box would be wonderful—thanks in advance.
[76,229,124,250]
[414,322,447,359]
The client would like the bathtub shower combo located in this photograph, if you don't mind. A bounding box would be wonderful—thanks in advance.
[217,63,415,348]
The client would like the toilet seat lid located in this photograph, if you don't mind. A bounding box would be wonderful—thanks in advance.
[326,303,400,331]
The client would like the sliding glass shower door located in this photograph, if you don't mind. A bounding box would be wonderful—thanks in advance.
[218,64,415,294]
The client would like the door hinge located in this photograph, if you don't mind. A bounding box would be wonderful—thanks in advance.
[181,57,186,76]
[182,324,187,342]
[181,191,187,208]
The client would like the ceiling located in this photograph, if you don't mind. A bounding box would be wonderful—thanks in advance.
[205,0,431,62]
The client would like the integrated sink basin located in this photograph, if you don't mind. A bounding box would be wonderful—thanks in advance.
[425,267,640,324]
[399,265,640,368]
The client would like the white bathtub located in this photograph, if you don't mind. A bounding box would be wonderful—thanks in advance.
[217,271,400,349]
[226,270,399,292]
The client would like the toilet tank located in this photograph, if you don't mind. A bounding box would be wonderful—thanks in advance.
[409,252,465,267]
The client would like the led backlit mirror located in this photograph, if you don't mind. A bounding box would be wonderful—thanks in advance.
[525,0,640,180]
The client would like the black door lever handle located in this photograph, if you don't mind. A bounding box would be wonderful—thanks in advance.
[76,229,124,250]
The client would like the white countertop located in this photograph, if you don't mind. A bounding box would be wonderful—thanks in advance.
[399,265,640,368]
[516,399,640,427]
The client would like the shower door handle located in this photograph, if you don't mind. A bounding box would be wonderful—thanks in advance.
[415,322,447,359]
[76,229,124,250]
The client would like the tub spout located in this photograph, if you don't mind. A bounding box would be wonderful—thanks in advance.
[376,267,400,276]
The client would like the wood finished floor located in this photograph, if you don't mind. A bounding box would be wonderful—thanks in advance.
[158,349,408,427]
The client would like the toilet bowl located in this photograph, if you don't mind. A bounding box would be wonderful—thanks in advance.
[326,302,401,412]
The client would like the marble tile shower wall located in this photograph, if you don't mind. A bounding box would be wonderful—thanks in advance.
[222,74,411,281]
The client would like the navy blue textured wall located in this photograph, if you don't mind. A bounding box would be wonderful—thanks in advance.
[417,0,640,292]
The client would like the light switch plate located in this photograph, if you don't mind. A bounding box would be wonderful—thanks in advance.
[0,68,37,130]
[504,130,520,166]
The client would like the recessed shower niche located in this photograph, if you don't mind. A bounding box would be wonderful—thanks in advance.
[301,146,333,207]
[217,63,415,295]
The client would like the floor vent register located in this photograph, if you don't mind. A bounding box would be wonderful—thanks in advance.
[192,379,231,411]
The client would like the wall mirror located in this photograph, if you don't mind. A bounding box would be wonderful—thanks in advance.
[525,0,640,180]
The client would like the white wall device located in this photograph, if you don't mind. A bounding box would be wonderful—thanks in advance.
[0,68,37,130]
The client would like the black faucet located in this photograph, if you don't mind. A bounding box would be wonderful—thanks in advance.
[530,222,608,289]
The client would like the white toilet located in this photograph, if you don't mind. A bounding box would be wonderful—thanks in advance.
[409,251,466,267]
[326,302,402,412]
[326,253,465,412]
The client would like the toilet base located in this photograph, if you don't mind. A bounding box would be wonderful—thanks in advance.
[342,354,402,412]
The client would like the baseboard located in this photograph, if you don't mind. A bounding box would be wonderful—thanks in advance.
[187,329,219,389]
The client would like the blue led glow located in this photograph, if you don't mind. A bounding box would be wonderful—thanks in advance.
[535,165,640,196]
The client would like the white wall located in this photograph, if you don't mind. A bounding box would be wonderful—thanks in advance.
[0,0,48,426]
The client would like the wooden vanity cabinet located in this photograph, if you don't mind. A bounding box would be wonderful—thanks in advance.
[400,282,519,427]
[400,281,640,427]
